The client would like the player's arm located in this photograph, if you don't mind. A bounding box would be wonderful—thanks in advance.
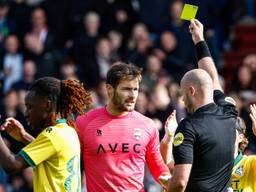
[0,133,29,174]
[0,117,34,144]
[250,104,256,136]
[167,164,192,192]
[160,110,177,172]
[146,120,171,189]
[189,19,222,91]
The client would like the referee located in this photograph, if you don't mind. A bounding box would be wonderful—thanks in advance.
[165,19,238,192]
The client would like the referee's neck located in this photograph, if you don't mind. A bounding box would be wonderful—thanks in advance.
[194,99,213,112]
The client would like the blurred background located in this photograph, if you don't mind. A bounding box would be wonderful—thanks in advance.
[0,0,255,191]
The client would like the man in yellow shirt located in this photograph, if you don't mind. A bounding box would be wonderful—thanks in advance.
[0,77,92,192]
[232,105,256,192]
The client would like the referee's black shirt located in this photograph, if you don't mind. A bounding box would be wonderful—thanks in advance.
[173,90,238,192]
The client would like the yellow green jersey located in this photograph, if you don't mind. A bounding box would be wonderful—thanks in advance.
[232,152,256,192]
[18,119,81,192]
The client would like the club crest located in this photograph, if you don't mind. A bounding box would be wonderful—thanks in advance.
[234,166,244,177]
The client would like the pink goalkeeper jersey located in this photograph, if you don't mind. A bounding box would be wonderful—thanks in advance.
[76,107,169,192]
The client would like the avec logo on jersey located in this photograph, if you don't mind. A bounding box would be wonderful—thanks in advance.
[97,143,141,154]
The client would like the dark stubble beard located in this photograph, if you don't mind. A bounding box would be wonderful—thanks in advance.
[112,91,133,112]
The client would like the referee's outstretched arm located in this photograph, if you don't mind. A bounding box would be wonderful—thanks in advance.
[189,19,223,92]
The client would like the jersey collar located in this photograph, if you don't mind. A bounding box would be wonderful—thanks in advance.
[234,151,243,166]
[56,119,67,124]
[194,103,216,114]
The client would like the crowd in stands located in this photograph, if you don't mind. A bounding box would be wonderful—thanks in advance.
[0,0,255,191]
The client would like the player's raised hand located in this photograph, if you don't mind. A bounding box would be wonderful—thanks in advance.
[0,117,27,142]
[189,19,204,44]
[249,104,256,136]
[164,110,178,142]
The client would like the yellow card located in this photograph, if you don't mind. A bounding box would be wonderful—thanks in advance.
[180,4,198,21]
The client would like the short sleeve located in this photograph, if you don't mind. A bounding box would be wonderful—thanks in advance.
[18,128,58,167]
[251,156,256,171]
[214,90,238,117]
[173,119,196,165]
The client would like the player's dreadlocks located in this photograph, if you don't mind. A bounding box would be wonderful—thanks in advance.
[30,77,92,127]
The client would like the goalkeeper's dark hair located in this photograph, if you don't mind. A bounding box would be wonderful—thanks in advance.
[30,77,92,127]
[106,62,142,88]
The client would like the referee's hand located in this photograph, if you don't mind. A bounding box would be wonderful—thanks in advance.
[189,19,205,44]
[250,104,256,136]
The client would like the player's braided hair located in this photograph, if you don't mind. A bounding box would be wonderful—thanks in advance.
[30,77,92,127]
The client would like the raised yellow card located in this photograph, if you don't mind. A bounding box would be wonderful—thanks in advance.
[180,4,198,21]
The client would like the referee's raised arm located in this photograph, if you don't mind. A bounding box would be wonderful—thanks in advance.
[189,19,223,92]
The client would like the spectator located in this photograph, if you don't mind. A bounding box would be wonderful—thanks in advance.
[168,82,187,122]
[94,78,108,107]
[135,91,149,114]
[2,35,23,93]
[234,65,256,92]
[24,7,57,77]
[12,59,37,92]
[0,0,14,52]
[155,31,189,81]
[71,11,101,88]
[162,0,196,72]
[141,55,168,92]
[147,83,174,139]
[108,30,123,60]
[127,24,153,69]
[138,0,172,33]
[96,38,115,79]
[59,58,78,80]
[243,54,256,74]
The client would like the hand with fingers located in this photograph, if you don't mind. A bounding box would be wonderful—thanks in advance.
[0,117,30,143]
[189,19,204,44]
[249,104,256,137]
[163,110,178,144]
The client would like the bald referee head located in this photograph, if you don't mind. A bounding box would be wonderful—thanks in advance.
[180,69,214,113]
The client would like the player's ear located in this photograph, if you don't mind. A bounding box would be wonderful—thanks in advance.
[106,84,114,98]
[238,133,244,143]
[45,97,54,113]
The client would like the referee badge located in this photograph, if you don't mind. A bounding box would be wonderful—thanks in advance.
[225,96,236,106]
[234,166,244,177]
[173,132,184,146]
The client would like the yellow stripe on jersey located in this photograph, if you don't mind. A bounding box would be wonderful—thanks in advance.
[232,153,256,192]
[18,119,81,192]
